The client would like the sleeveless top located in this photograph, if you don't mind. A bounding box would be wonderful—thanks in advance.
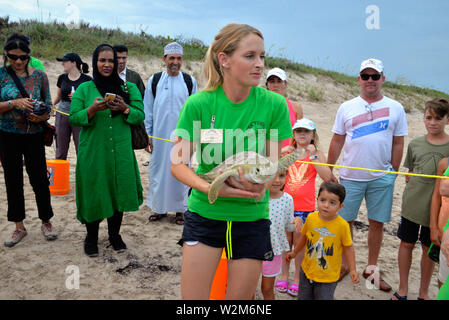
[284,154,317,211]
[282,98,297,148]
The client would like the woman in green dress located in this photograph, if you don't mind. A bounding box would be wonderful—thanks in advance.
[70,44,144,257]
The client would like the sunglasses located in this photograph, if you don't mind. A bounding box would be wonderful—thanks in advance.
[7,53,30,61]
[360,73,382,81]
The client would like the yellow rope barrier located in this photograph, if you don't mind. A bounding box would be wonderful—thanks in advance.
[50,111,448,180]
[52,108,176,143]
[148,135,176,143]
[296,160,449,179]
[51,108,70,116]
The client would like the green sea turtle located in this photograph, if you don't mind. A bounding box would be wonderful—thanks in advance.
[198,149,306,204]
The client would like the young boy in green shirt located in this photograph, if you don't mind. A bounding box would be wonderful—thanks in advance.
[393,98,449,300]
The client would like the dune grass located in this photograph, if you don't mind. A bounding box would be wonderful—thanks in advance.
[0,16,207,61]
[1,16,448,101]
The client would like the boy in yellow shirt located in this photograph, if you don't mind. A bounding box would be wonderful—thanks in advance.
[286,182,359,299]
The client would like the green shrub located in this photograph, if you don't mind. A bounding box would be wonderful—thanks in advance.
[308,87,324,102]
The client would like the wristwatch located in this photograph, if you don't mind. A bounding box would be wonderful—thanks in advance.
[123,107,130,115]
[7,100,13,109]
[310,154,319,160]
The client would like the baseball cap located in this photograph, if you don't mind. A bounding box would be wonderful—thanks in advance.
[360,58,384,73]
[266,68,287,81]
[292,118,316,131]
[56,52,82,64]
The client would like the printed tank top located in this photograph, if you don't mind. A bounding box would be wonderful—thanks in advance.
[284,153,317,211]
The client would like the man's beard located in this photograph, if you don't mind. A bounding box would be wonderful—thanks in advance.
[168,63,180,73]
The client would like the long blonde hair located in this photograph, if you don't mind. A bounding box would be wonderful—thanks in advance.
[203,23,264,91]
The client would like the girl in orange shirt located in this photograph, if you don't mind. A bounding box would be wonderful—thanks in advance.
[275,118,332,297]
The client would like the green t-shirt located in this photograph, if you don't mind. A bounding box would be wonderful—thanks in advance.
[29,57,45,71]
[401,136,449,226]
[174,85,292,221]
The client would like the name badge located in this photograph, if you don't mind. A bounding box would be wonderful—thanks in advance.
[200,129,223,144]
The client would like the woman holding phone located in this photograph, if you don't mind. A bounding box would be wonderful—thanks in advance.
[70,44,144,257]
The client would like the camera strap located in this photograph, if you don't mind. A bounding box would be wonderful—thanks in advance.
[6,66,30,99]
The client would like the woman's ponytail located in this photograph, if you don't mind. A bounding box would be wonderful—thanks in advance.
[80,62,89,74]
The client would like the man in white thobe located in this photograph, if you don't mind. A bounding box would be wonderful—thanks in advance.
[144,42,197,225]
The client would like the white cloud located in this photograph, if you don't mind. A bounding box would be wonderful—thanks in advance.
[0,0,35,12]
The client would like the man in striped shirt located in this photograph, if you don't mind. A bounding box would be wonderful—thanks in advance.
[327,58,408,291]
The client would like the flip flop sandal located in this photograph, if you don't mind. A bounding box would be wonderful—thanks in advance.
[175,212,184,225]
[149,213,167,222]
[390,292,407,300]
[287,283,299,297]
[274,280,289,293]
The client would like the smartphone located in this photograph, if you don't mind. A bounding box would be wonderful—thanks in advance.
[104,93,116,102]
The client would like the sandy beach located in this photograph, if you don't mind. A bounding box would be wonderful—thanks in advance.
[0,56,441,300]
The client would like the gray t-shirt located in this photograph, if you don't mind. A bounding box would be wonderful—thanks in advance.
[401,136,449,226]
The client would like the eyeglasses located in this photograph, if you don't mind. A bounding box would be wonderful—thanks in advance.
[7,53,30,61]
[360,73,382,81]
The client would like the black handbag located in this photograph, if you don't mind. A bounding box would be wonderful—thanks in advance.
[131,122,149,150]
[121,81,148,150]
[41,121,56,147]
[6,67,55,146]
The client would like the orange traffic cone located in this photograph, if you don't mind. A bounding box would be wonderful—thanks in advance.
[209,249,227,300]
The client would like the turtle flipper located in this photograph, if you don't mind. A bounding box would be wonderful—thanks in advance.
[276,149,307,172]
[208,169,239,204]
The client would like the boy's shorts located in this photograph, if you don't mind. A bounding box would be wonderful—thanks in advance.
[262,254,282,277]
[298,266,338,300]
[397,216,431,247]
[179,210,273,261]
[294,211,314,224]
[339,173,397,223]
[439,250,449,283]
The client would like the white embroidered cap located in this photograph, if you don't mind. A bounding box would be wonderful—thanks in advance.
[164,42,183,56]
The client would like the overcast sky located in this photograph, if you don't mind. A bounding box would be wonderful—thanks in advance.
[1,0,448,93]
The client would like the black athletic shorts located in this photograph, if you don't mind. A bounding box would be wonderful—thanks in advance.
[397,216,431,247]
[179,210,274,261]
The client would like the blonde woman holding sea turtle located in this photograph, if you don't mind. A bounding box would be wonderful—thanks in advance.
[171,23,293,299]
